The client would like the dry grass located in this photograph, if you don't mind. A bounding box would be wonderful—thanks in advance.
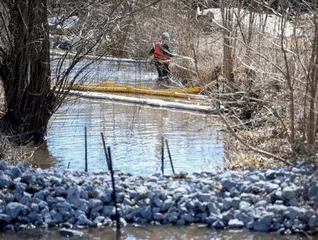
[0,135,33,165]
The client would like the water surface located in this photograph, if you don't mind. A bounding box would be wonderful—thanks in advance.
[41,97,224,176]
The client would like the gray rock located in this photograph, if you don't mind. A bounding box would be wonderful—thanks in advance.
[102,206,115,217]
[282,186,299,200]
[6,202,28,219]
[8,166,22,179]
[298,208,314,222]
[239,201,251,211]
[77,213,92,225]
[54,187,67,196]
[88,199,103,210]
[205,213,219,225]
[207,202,220,215]
[284,207,299,220]
[235,211,253,224]
[161,198,174,212]
[100,193,112,203]
[176,218,185,225]
[308,185,317,201]
[220,179,236,192]
[140,207,152,220]
[212,219,225,229]
[0,161,8,170]
[264,182,280,193]
[182,213,194,223]
[253,220,269,232]
[255,200,267,208]
[231,197,240,209]
[93,216,105,224]
[265,170,277,179]
[51,211,63,223]
[0,174,14,188]
[166,212,178,223]
[59,228,84,237]
[0,213,11,223]
[153,197,163,208]
[67,186,81,203]
[153,212,164,221]
[259,213,274,225]
[308,215,318,229]
[228,219,244,228]
[222,198,232,211]
[197,193,211,202]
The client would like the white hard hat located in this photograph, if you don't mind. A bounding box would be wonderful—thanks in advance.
[162,32,170,40]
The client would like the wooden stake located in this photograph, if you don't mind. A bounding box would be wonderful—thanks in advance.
[165,139,175,174]
[84,126,88,172]
[107,147,121,239]
[101,132,111,171]
[161,136,164,175]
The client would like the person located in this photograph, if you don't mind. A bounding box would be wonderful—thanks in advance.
[149,32,174,81]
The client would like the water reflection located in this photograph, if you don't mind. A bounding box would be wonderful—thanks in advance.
[1,225,309,240]
[39,97,224,175]
[50,54,156,87]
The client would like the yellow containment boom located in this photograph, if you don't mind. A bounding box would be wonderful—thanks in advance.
[71,82,203,99]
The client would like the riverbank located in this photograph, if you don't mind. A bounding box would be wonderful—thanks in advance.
[0,160,316,236]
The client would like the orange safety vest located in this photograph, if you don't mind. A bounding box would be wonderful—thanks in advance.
[153,44,171,64]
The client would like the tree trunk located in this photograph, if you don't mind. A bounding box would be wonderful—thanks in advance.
[0,0,55,144]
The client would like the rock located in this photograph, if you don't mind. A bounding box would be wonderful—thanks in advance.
[153,197,163,208]
[222,198,232,211]
[308,215,318,229]
[153,213,164,221]
[0,174,14,188]
[307,185,317,201]
[166,212,178,223]
[6,203,28,219]
[182,213,194,223]
[220,179,237,192]
[212,219,225,229]
[0,214,11,223]
[77,213,92,225]
[265,170,277,180]
[282,186,299,200]
[8,166,22,179]
[284,207,299,220]
[88,199,103,210]
[140,207,152,220]
[228,219,244,228]
[259,213,274,225]
[253,220,269,232]
[197,193,211,202]
[59,228,84,237]
[161,198,174,212]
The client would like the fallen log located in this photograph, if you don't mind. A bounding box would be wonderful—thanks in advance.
[69,90,216,114]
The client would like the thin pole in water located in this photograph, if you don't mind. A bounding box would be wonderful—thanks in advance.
[67,162,70,169]
[161,136,164,175]
[84,126,88,172]
[101,132,111,171]
[107,147,121,239]
[165,139,175,174]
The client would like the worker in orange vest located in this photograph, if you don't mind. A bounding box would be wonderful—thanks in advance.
[149,32,174,81]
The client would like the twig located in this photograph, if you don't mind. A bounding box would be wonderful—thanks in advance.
[210,99,293,166]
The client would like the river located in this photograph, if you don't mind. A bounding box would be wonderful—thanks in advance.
[2,56,308,239]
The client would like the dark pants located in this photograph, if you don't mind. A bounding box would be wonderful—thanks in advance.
[155,61,170,80]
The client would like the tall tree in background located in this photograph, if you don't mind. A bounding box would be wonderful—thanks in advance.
[0,0,54,144]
